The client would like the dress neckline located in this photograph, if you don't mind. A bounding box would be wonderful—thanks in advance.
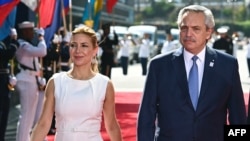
[65,72,98,81]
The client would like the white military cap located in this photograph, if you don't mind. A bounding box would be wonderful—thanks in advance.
[217,28,227,34]
[217,26,230,34]
[10,28,17,35]
[18,21,34,29]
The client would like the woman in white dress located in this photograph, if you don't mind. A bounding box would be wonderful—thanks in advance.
[30,25,123,141]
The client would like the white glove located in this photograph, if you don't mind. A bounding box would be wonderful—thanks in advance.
[39,77,46,87]
[9,76,17,86]
[35,28,45,36]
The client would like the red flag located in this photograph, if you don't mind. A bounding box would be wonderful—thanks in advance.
[106,0,117,13]
[0,0,19,27]
[38,0,56,28]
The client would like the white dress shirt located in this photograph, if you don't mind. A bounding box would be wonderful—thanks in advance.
[184,47,205,96]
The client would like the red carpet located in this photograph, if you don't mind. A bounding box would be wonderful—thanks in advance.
[46,92,249,141]
[101,92,141,141]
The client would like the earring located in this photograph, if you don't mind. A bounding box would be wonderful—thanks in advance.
[91,56,97,64]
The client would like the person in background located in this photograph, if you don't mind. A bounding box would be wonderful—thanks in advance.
[119,33,136,75]
[213,27,234,55]
[15,21,47,141]
[30,25,122,141]
[161,30,179,54]
[0,28,18,141]
[32,27,47,130]
[59,32,71,71]
[99,23,119,78]
[138,33,150,76]
[137,5,246,141]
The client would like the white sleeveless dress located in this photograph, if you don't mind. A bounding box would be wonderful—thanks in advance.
[52,72,109,141]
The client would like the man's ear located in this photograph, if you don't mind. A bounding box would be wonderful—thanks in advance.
[207,28,214,40]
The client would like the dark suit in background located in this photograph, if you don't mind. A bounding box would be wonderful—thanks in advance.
[213,34,233,55]
[0,35,18,141]
[137,5,246,141]
[99,23,118,78]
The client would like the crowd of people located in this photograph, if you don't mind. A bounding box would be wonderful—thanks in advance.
[0,4,250,141]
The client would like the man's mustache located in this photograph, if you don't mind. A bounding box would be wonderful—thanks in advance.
[183,37,195,42]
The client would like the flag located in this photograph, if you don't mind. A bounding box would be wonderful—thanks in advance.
[93,0,102,30]
[82,0,95,24]
[106,0,117,13]
[44,0,62,47]
[0,6,17,40]
[38,0,56,28]
[64,0,70,15]
[0,0,19,27]
[21,0,37,11]
[82,0,103,31]
[21,0,56,28]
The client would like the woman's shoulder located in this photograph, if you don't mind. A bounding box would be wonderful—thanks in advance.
[51,72,68,80]
[95,73,110,82]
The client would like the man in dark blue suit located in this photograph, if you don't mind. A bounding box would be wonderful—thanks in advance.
[137,5,247,141]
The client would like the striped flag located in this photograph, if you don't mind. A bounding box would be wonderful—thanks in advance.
[0,6,17,40]
[93,0,102,30]
[0,0,19,27]
[44,0,62,47]
[106,0,117,13]
[21,0,56,28]
[38,0,56,28]
[82,0,103,31]
[64,0,70,15]
[20,0,37,11]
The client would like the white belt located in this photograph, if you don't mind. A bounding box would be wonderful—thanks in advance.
[60,62,69,66]
[21,69,40,76]
[56,127,99,132]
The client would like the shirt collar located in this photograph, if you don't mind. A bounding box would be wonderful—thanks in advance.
[183,47,206,64]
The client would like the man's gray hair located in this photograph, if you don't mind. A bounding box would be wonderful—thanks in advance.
[176,5,215,29]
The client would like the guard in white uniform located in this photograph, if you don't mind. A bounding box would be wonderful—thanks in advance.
[15,21,47,141]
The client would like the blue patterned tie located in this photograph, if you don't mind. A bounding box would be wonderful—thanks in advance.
[188,56,199,110]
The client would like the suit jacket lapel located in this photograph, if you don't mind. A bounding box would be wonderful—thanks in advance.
[172,48,192,106]
[197,47,217,110]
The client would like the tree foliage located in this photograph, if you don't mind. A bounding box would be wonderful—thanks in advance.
[141,1,175,20]
[137,1,250,36]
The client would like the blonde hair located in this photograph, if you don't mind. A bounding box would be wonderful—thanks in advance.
[72,25,99,72]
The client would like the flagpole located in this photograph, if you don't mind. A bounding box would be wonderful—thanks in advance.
[69,0,72,32]
[61,0,67,32]
[88,0,92,21]
[36,0,44,79]
[68,0,73,69]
